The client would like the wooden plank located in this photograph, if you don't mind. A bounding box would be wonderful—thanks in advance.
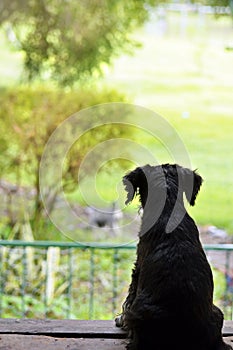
[0,319,232,337]
[0,335,126,350]
[0,334,231,350]
[224,337,233,347]
[223,321,233,336]
[0,319,126,338]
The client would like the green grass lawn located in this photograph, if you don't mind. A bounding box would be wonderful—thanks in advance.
[101,12,233,232]
[0,29,23,86]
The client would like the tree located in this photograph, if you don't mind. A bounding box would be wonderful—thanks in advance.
[197,0,231,7]
[0,0,158,86]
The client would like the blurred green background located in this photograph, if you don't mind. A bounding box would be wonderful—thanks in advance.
[0,1,233,241]
[0,0,233,322]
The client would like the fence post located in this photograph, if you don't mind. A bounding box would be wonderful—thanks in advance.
[112,248,119,316]
[67,247,73,319]
[89,248,95,319]
[21,246,27,317]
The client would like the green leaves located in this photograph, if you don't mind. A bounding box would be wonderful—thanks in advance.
[0,0,158,86]
[0,86,127,230]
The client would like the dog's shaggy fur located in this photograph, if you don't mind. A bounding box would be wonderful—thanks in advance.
[115,164,231,350]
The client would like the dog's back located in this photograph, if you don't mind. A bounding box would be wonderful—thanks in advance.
[128,222,223,350]
[116,164,231,350]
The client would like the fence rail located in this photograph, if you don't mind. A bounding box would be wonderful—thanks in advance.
[0,240,233,319]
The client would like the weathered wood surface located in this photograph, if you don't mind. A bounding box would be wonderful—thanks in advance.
[0,319,125,338]
[0,319,232,337]
[0,319,232,350]
[224,321,233,336]
[0,335,126,350]
[0,335,231,350]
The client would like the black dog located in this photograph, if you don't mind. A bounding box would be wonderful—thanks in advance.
[116,164,231,350]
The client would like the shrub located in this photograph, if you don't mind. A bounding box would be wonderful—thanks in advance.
[0,85,127,238]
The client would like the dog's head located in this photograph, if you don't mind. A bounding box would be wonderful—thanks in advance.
[123,164,203,209]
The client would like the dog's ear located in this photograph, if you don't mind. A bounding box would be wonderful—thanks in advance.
[178,166,203,206]
[123,167,147,205]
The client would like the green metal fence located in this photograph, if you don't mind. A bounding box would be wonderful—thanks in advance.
[0,240,233,319]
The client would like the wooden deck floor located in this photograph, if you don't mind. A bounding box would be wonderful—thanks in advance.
[0,319,232,349]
